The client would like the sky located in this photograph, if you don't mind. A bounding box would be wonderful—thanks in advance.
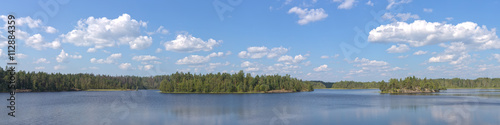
[1,0,500,82]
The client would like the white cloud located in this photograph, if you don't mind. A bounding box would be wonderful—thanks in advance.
[238,46,288,59]
[386,0,412,10]
[397,55,408,58]
[176,55,210,65]
[129,36,153,50]
[241,61,253,68]
[313,64,329,72]
[16,53,27,59]
[427,66,437,71]
[3,16,41,28]
[321,55,329,59]
[54,65,66,70]
[446,17,454,21]
[60,13,151,50]
[25,34,61,50]
[413,50,428,55]
[366,0,374,6]
[245,67,260,72]
[423,8,433,13]
[139,65,154,70]
[288,7,328,25]
[35,67,45,70]
[176,52,225,65]
[45,26,57,33]
[386,44,410,53]
[208,52,224,57]
[278,54,307,64]
[428,54,454,63]
[155,48,162,53]
[382,13,419,22]
[333,0,357,9]
[56,49,82,63]
[368,20,500,50]
[87,48,97,53]
[353,57,388,67]
[429,42,471,65]
[164,34,222,52]
[334,54,340,58]
[156,26,169,34]
[90,53,122,64]
[34,58,50,64]
[119,63,132,70]
[132,55,159,61]
[492,54,500,62]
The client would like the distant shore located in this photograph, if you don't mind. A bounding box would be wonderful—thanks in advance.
[161,89,299,94]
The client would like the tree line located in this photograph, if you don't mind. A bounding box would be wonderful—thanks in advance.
[159,70,313,93]
[312,76,500,90]
[379,76,446,93]
[0,67,313,93]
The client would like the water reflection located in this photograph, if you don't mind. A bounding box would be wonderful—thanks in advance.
[1,89,500,125]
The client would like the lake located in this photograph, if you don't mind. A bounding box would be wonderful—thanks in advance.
[1,89,500,125]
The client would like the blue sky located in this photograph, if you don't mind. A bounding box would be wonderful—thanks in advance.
[1,0,500,82]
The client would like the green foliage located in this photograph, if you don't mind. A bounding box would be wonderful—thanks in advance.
[159,70,313,93]
[330,81,379,89]
[379,76,446,93]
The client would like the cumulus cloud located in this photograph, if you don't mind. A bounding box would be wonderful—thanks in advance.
[386,0,412,10]
[313,64,329,72]
[353,57,389,67]
[148,26,169,35]
[54,65,66,70]
[386,44,410,53]
[56,49,82,63]
[238,46,288,59]
[370,20,500,65]
[119,63,132,70]
[423,8,433,13]
[45,26,57,33]
[333,0,357,9]
[25,34,61,50]
[35,67,45,70]
[90,53,122,64]
[16,53,27,59]
[176,55,210,65]
[413,50,428,55]
[241,61,253,68]
[493,54,500,62]
[320,55,329,59]
[132,55,159,61]
[176,52,225,65]
[429,42,471,65]
[368,20,500,49]
[278,54,307,64]
[288,7,328,25]
[34,58,50,64]
[382,13,419,22]
[60,13,152,50]
[164,34,222,53]
[366,0,374,6]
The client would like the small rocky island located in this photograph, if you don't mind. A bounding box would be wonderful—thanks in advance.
[379,76,446,93]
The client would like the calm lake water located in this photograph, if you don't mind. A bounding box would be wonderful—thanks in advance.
[1,89,500,125]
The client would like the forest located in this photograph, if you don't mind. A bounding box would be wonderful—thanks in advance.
[0,67,313,93]
[378,76,446,93]
[312,77,500,90]
[159,70,313,93]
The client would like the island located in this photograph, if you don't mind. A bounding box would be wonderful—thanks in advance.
[379,76,446,93]
[159,70,313,93]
